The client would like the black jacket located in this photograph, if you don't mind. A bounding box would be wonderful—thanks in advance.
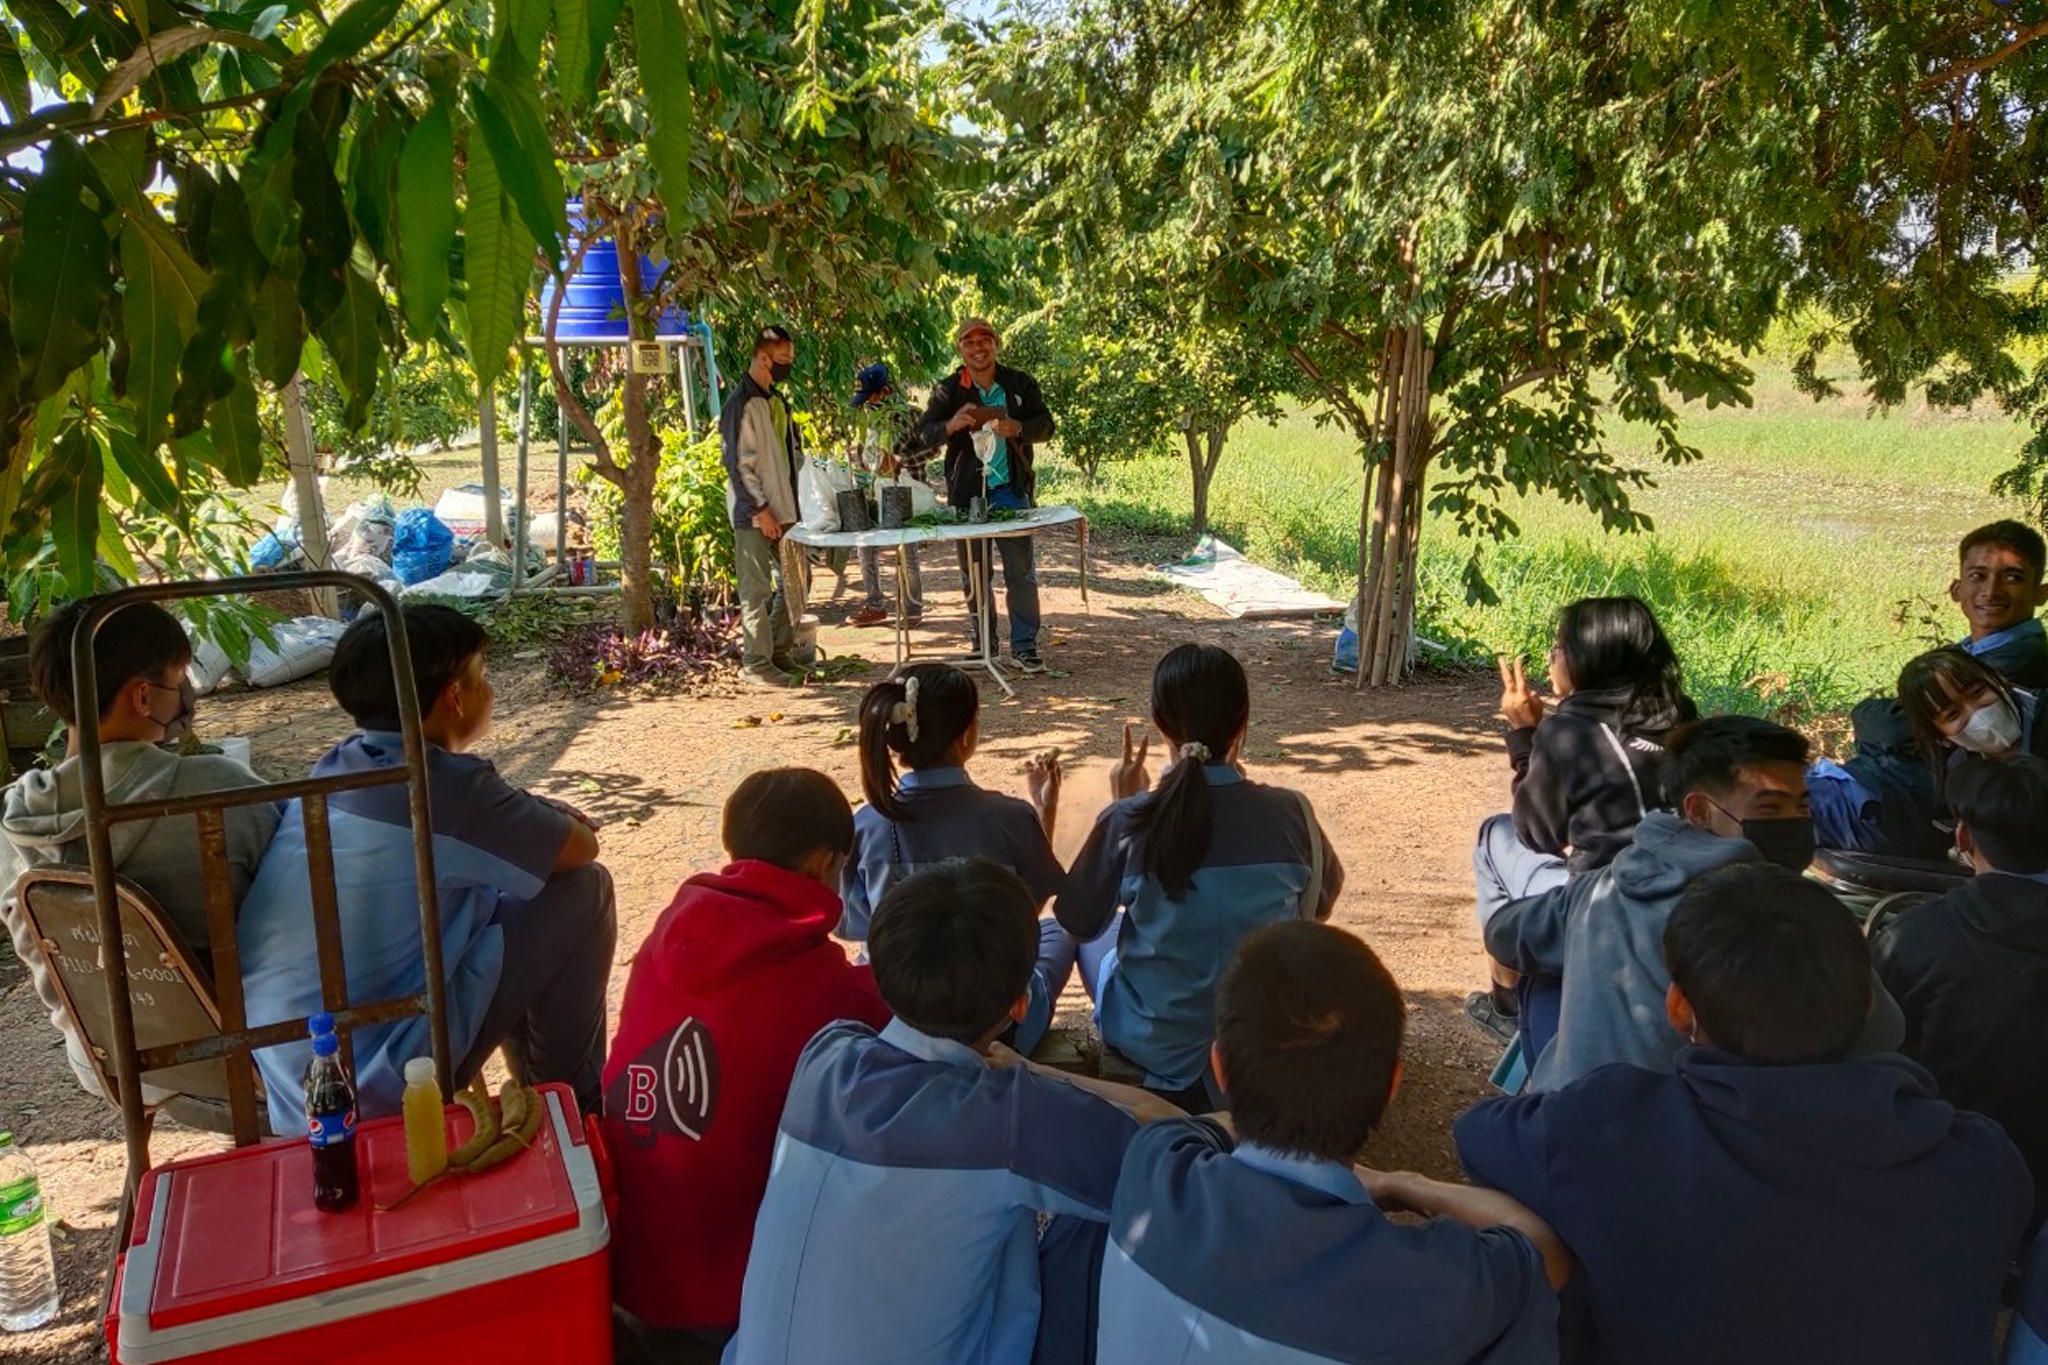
[1507,684,1694,873]
[913,363,1055,508]
[1873,871,2048,1228]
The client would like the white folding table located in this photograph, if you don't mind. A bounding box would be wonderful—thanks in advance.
[788,505,1088,697]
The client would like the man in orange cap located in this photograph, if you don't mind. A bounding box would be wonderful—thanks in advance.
[914,318,1057,673]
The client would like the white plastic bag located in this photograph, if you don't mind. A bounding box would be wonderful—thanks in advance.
[186,638,234,696]
[241,616,348,688]
[798,458,857,532]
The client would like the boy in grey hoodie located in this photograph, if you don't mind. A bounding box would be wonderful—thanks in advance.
[1486,715,1900,1092]
[0,599,279,1100]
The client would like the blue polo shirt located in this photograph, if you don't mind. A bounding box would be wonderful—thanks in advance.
[1055,767,1342,1088]
[238,731,571,1132]
[1099,1120,1557,1364]
[1456,1050,2031,1365]
[726,1018,1138,1365]
[840,767,1064,940]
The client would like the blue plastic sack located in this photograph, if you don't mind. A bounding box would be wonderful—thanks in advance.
[1332,624,1359,675]
[391,509,454,585]
[248,533,289,569]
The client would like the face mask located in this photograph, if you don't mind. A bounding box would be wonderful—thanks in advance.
[147,676,196,745]
[1954,699,2021,756]
[1739,815,1817,873]
[768,360,793,384]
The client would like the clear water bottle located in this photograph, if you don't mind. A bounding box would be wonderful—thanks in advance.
[0,1131,58,1332]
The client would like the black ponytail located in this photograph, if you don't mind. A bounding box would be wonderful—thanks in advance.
[1555,595,1694,734]
[1131,644,1250,900]
[857,663,981,822]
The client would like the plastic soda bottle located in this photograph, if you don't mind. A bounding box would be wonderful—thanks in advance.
[303,1013,360,1213]
[0,1131,59,1332]
[401,1057,448,1186]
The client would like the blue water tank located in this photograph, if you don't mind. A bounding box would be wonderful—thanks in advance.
[536,201,692,340]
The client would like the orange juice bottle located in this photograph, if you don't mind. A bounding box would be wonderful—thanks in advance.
[401,1058,448,1186]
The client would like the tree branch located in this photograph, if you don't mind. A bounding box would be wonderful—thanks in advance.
[543,234,625,485]
[1500,365,1562,399]
[364,0,458,66]
[0,86,279,155]
[1918,19,2048,91]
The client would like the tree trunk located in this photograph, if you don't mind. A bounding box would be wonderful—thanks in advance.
[1358,317,1433,687]
[619,368,659,632]
[1184,422,1230,543]
[614,220,662,634]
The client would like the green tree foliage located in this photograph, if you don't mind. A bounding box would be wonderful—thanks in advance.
[990,0,2048,683]
[0,0,583,598]
[536,0,975,629]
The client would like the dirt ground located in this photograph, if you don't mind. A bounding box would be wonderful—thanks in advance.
[2,530,1511,1361]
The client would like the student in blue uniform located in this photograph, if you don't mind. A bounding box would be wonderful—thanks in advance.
[728,858,1181,1365]
[1056,643,1343,1108]
[843,662,1073,1053]
[239,605,614,1131]
[1458,863,2032,1365]
[1098,920,1568,1365]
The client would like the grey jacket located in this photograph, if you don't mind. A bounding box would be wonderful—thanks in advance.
[1489,811,1903,1092]
[0,742,280,1098]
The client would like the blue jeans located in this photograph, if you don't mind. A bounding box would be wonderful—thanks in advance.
[958,484,1041,654]
[1472,813,1569,932]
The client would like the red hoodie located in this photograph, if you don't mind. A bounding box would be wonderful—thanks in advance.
[601,859,889,1330]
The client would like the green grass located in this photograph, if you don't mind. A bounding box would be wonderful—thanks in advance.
[1038,362,2034,723]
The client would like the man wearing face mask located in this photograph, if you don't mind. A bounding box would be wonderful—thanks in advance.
[721,324,807,688]
[1484,714,1903,1093]
[0,598,281,1103]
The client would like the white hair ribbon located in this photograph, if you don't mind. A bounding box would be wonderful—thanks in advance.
[1179,741,1211,762]
[891,675,920,742]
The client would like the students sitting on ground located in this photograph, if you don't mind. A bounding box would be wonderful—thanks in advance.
[1872,754,2048,1230]
[0,599,280,1102]
[1458,864,2033,1365]
[1814,643,2045,855]
[1470,596,1695,1042]
[1098,920,1569,1365]
[845,663,1072,1053]
[239,604,615,1133]
[1952,518,2048,688]
[728,858,1181,1365]
[1056,643,1343,1109]
[1485,714,1900,1092]
[603,768,889,1348]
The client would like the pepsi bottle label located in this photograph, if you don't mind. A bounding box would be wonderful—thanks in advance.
[307,1108,357,1148]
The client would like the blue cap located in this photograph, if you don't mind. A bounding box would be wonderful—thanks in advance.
[312,1031,340,1056]
[850,362,893,408]
[307,1012,336,1037]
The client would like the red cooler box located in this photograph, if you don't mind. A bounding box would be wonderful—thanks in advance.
[107,1083,611,1364]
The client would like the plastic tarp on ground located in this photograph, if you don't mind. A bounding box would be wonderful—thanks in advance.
[1153,536,1345,619]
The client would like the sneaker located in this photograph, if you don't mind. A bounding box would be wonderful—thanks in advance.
[744,663,799,689]
[849,606,891,628]
[1011,649,1047,675]
[1462,990,1519,1046]
[770,653,808,677]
